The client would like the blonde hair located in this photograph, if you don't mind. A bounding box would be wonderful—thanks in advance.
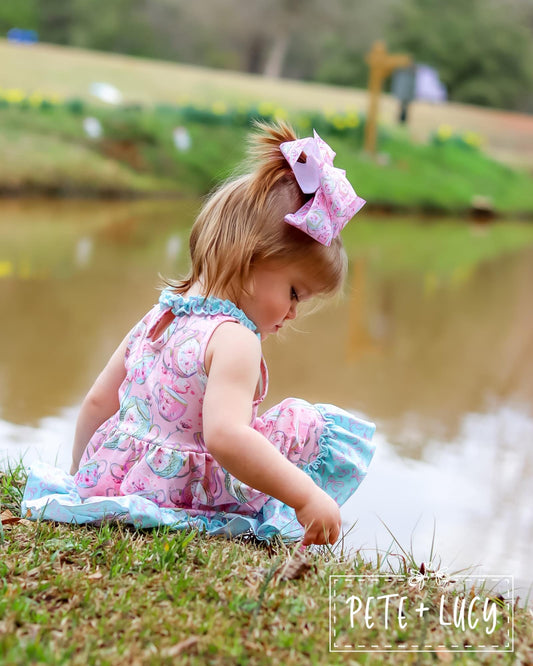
[169,121,347,301]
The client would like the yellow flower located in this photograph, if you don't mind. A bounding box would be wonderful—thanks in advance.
[273,107,288,120]
[0,261,13,279]
[345,112,359,128]
[5,89,25,104]
[211,101,227,115]
[437,124,453,141]
[463,131,482,147]
[258,101,275,116]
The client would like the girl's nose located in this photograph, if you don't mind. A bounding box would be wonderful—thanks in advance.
[286,303,297,320]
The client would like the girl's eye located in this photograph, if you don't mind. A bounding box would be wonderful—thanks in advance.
[291,287,299,302]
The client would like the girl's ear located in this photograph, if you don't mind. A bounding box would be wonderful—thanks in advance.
[239,267,255,298]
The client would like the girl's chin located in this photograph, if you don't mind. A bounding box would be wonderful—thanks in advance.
[259,324,283,339]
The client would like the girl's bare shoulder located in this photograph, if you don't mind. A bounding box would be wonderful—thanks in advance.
[205,321,260,375]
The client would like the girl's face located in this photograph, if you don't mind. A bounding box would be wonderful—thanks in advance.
[238,261,314,339]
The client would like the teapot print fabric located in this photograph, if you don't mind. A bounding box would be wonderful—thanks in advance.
[74,293,271,514]
[22,291,376,542]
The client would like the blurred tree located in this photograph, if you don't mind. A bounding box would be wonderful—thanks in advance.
[313,0,398,88]
[2,0,531,112]
[0,0,38,33]
[68,0,159,57]
[148,0,325,76]
[386,0,533,110]
[36,0,76,45]
[261,0,306,77]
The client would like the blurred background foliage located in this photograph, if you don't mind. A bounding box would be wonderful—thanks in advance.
[1,0,532,113]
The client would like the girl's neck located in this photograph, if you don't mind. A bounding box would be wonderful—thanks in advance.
[183,282,204,298]
[183,281,240,306]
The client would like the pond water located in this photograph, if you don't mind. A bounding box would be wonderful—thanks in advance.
[1,199,532,595]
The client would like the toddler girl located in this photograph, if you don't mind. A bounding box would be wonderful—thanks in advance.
[27,121,375,545]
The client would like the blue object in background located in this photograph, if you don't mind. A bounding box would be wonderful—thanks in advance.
[7,28,39,44]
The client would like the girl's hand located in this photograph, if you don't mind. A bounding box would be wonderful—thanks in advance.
[294,488,341,546]
[204,322,341,546]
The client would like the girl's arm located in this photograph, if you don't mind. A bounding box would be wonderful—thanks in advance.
[70,334,130,474]
[203,323,341,545]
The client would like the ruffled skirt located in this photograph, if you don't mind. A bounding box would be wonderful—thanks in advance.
[22,399,375,542]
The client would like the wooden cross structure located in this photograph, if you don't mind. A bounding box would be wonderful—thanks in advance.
[364,41,412,154]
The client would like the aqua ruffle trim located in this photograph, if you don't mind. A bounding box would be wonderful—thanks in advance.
[303,404,376,507]
[253,404,376,540]
[21,462,299,541]
[20,405,376,543]
[159,289,257,333]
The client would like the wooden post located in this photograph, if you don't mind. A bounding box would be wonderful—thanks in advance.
[346,260,383,362]
[364,41,412,155]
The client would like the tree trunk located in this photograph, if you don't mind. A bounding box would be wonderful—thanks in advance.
[263,30,290,78]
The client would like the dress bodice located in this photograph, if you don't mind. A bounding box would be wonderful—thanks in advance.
[117,289,268,451]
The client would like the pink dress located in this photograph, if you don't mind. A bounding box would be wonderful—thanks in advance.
[73,289,375,539]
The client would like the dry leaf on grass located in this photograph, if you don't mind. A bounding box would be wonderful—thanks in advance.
[1,509,20,525]
[87,570,103,580]
[277,550,313,582]
[161,636,199,657]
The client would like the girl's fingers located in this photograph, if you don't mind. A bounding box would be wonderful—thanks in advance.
[302,528,333,546]
[300,516,341,545]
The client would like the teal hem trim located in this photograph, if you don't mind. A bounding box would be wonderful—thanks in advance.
[302,404,376,506]
[22,462,302,543]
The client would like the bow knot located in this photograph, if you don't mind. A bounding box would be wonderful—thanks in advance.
[280,130,365,246]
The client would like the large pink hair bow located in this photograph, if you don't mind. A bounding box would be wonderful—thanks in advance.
[280,130,365,246]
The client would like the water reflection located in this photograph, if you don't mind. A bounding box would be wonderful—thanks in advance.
[346,404,533,594]
[0,199,198,423]
[1,200,532,592]
[264,246,533,458]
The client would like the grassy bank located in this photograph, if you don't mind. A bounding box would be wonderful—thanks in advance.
[1,466,532,665]
[2,39,533,171]
[1,101,533,216]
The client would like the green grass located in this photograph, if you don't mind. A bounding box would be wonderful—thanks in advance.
[1,102,533,215]
[1,465,532,665]
[335,131,533,215]
[0,106,176,196]
[1,36,533,212]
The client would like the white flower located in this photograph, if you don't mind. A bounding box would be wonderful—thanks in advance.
[408,568,426,591]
